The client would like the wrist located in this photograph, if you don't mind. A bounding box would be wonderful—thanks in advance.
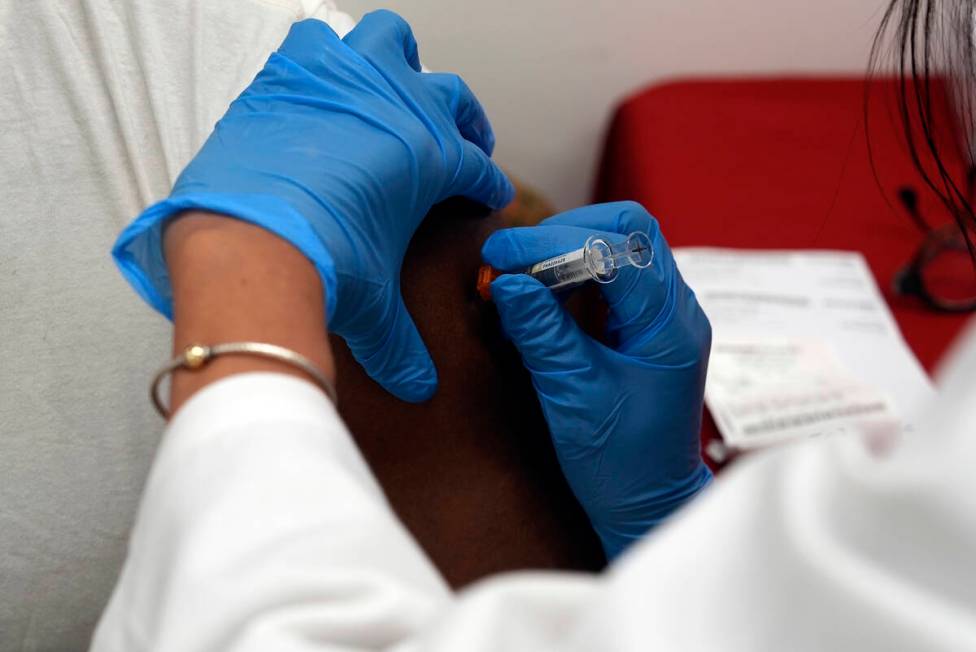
[163,212,335,416]
[595,463,713,561]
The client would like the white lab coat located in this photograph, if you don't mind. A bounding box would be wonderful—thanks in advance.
[92,324,976,651]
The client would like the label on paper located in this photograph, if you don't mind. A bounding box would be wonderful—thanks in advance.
[705,336,899,449]
[673,248,934,450]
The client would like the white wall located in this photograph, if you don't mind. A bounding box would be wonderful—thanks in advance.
[337,1,889,209]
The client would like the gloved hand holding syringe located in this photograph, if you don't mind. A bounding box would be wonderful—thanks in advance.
[479,202,713,558]
[478,230,654,300]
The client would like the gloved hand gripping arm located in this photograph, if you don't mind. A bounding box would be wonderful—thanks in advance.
[113,11,514,402]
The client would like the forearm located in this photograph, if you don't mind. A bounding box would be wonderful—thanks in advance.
[164,212,336,415]
[94,212,452,650]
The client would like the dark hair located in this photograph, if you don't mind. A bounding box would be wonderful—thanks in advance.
[870,0,976,255]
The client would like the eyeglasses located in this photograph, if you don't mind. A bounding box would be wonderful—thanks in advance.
[892,186,976,313]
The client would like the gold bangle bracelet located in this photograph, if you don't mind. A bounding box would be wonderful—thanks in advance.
[150,342,338,419]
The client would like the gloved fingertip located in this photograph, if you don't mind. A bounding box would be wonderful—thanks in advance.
[345,10,421,72]
[281,18,340,53]
[491,271,536,291]
[290,17,340,39]
[493,174,516,210]
[489,275,541,343]
[396,376,438,403]
[480,229,511,266]
[480,167,515,211]
[490,273,549,308]
[481,127,497,157]
[384,361,438,403]
[452,141,513,212]
[490,274,587,368]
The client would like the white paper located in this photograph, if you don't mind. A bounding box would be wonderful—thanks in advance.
[705,336,899,449]
[673,249,935,449]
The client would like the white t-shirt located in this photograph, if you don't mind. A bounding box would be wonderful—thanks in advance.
[0,2,354,649]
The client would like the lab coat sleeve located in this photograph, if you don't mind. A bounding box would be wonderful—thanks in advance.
[404,336,976,652]
[91,373,453,651]
[94,330,976,651]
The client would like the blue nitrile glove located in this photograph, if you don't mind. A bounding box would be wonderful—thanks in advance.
[112,11,514,402]
[482,201,713,559]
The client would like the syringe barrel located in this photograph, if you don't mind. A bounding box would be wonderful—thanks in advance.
[526,231,654,291]
[526,247,592,290]
[475,231,655,300]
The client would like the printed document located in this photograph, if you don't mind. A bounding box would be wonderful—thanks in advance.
[672,249,934,450]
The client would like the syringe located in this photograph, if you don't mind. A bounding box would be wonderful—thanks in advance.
[478,231,654,300]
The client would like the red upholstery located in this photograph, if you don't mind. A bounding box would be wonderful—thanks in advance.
[594,78,973,460]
